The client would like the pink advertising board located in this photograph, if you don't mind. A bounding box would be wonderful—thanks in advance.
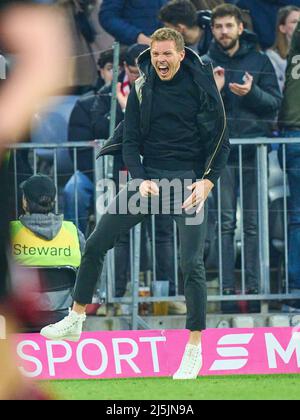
[14,328,300,380]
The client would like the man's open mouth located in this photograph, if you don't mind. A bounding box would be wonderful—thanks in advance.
[158,65,169,76]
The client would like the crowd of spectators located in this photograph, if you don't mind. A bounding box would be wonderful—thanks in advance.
[4,0,300,316]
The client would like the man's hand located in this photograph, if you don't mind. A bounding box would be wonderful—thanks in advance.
[116,82,129,111]
[229,72,253,96]
[139,180,159,198]
[182,179,214,213]
[137,33,151,45]
[213,66,225,92]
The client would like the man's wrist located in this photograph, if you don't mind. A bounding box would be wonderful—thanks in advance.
[202,177,215,189]
[244,82,256,98]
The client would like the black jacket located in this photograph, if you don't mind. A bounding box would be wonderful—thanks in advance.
[90,73,126,140]
[68,94,101,181]
[120,47,229,185]
[204,32,282,161]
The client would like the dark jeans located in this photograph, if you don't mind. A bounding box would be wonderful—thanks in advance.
[153,214,176,294]
[73,167,208,331]
[279,131,300,290]
[219,159,259,291]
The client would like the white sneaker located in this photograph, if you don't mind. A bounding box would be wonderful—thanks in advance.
[40,309,86,342]
[173,343,203,380]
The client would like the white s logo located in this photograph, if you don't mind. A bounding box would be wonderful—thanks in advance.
[210,334,254,371]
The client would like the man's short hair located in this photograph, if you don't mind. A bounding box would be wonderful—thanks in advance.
[97,48,114,69]
[158,0,198,28]
[211,3,243,26]
[125,43,149,66]
[151,28,185,51]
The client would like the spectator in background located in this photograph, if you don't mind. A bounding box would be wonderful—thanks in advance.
[91,43,149,142]
[158,0,213,56]
[190,0,254,30]
[64,92,101,234]
[63,47,123,234]
[267,6,300,93]
[96,48,115,90]
[63,47,125,234]
[236,0,300,50]
[207,4,281,312]
[191,0,224,8]
[90,47,127,93]
[279,20,300,310]
[99,0,168,46]
[57,0,99,94]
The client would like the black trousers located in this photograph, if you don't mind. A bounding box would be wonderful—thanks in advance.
[114,214,175,297]
[73,167,208,331]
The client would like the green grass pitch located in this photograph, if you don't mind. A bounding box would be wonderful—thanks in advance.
[42,375,300,400]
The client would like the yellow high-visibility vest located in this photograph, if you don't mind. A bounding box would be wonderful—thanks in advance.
[10,221,81,268]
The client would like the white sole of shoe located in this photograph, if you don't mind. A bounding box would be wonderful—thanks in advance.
[172,375,198,380]
[40,332,81,342]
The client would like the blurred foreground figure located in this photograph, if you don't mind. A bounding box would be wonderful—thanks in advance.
[0,0,71,400]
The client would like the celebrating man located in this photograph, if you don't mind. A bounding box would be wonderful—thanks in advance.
[41,28,230,380]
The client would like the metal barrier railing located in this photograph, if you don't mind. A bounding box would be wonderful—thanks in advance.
[9,141,105,226]
[9,137,300,329]
[103,137,300,329]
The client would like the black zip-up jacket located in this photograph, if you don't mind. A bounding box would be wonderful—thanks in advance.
[90,72,126,139]
[204,31,282,161]
[122,47,230,185]
[68,94,97,182]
